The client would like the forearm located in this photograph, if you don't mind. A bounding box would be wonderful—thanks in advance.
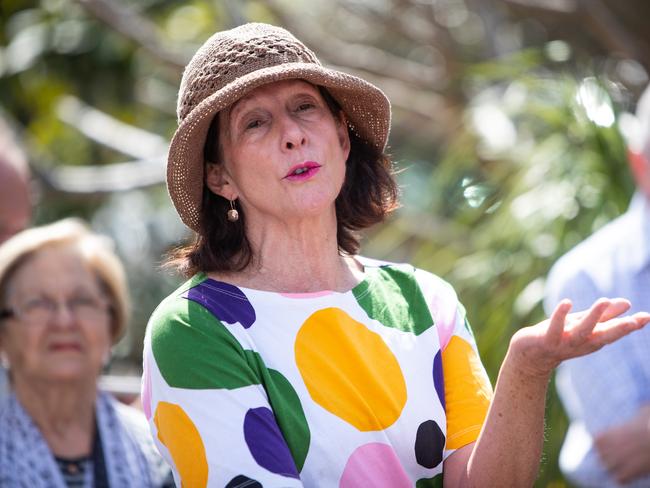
[464,349,550,487]
[444,298,650,487]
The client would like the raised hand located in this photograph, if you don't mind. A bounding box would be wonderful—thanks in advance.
[508,298,650,379]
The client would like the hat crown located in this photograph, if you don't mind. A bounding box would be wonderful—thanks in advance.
[177,23,321,122]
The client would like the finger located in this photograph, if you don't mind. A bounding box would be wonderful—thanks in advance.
[546,299,572,344]
[569,298,611,342]
[635,311,650,323]
[591,312,650,347]
[594,434,624,473]
[594,436,616,470]
[598,298,631,322]
[566,298,630,324]
[614,459,639,485]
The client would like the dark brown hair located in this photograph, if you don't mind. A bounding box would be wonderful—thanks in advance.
[167,87,399,277]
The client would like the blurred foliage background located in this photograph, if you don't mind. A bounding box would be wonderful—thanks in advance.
[1,0,649,485]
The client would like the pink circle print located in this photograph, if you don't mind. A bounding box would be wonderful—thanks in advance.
[339,443,411,488]
[141,361,152,420]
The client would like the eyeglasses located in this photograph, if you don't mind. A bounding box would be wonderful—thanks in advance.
[0,293,110,325]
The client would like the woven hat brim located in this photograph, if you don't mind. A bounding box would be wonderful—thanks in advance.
[167,62,391,232]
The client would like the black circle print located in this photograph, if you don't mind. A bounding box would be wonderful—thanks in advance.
[415,420,446,469]
[225,474,262,488]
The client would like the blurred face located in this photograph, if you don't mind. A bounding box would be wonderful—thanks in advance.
[0,245,112,386]
[0,163,31,244]
[629,149,650,199]
[206,79,351,226]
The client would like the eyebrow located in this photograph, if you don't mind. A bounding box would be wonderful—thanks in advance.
[230,89,320,121]
[228,93,256,121]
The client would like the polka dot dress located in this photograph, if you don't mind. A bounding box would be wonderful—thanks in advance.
[142,259,493,487]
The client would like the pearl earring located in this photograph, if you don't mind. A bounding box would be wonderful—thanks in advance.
[227,199,239,222]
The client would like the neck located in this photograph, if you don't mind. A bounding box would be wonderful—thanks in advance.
[12,375,97,457]
[216,208,364,293]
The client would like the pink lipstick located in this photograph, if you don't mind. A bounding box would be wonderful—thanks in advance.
[284,161,321,181]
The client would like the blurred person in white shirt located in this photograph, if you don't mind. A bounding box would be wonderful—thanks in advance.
[545,85,650,487]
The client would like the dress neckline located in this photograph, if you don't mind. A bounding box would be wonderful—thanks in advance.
[197,256,382,300]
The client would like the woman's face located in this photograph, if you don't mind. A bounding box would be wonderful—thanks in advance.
[0,245,112,386]
[206,79,351,227]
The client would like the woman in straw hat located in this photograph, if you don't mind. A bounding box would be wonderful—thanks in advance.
[143,23,650,487]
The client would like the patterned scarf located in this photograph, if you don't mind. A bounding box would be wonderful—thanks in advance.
[0,390,169,487]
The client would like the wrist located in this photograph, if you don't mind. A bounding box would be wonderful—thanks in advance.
[502,342,555,384]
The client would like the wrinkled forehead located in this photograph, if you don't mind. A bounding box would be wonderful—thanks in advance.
[226,79,321,119]
[5,244,99,298]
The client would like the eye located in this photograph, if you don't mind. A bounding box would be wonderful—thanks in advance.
[245,118,264,130]
[296,102,315,112]
[69,294,107,319]
[70,295,97,309]
[23,297,51,312]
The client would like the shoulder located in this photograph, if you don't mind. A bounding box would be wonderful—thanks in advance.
[553,213,629,271]
[360,256,451,287]
[112,396,152,440]
[145,275,261,391]
[545,214,630,310]
[148,273,209,329]
[0,393,13,427]
[362,256,458,301]
[102,394,173,487]
[360,256,462,325]
[147,273,240,349]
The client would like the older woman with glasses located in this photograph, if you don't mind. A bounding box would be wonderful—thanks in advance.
[0,219,172,487]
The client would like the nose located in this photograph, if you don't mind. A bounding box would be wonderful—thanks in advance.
[280,115,306,151]
[49,302,76,329]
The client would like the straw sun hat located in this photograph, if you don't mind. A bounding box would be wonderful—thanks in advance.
[167,22,391,232]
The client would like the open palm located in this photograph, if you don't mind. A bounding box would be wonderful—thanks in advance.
[509,298,650,378]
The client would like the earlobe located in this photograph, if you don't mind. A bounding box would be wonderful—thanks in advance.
[205,162,237,200]
[336,113,351,156]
